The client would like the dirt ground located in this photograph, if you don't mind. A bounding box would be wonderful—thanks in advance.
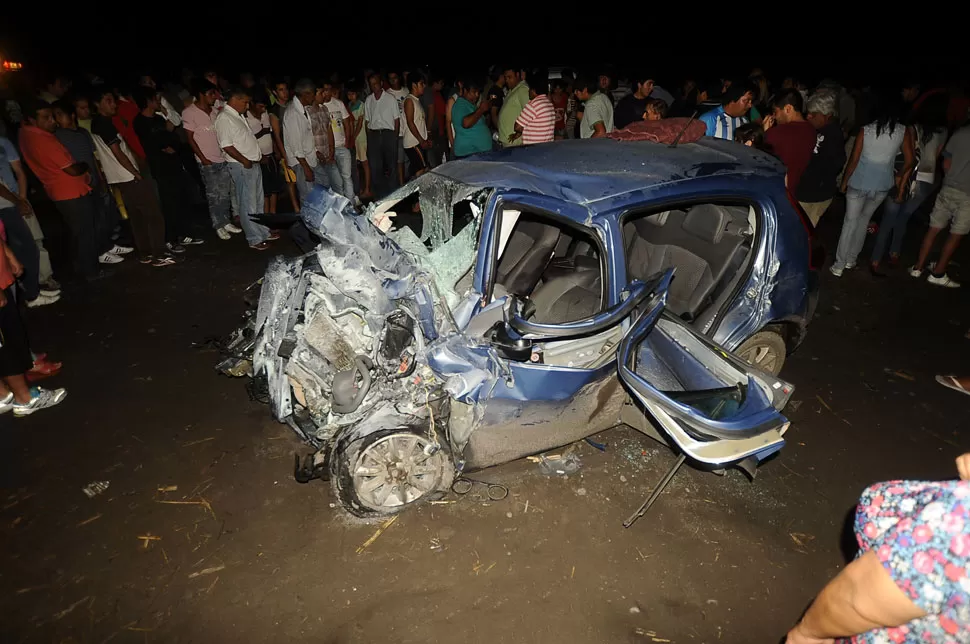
[2,199,969,644]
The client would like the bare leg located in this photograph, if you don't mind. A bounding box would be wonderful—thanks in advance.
[360,161,372,199]
[268,194,277,214]
[263,197,270,214]
[1,375,32,404]
[285,181,300,214]
[957,377,970,390]
[915,226,944,271]
[934,232,965,275]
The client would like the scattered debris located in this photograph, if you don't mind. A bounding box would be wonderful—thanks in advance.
[182,437,216,447]
[884,368,916,382]
[76,514,102,527]
[16,585,49,595]
[82,481,110,498]
[815,396,832,413]
[629,606,641,614]
[157,485,178,493]
[52,596,92,621]
[584,437,608,451]
[137,534,161,549]
[429,500,454,505]
[188,564,225,578]
[789,532,816,548]
[620,475,628,483]
[576,487,587,496]
[156,497,217,520]
[531,449,582,476]
[429,538,442,551]
[787,400,803,412]
[505,511,513,519]
[356,516,398,554]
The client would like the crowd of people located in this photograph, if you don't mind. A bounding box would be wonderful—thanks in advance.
[2,61,970,639]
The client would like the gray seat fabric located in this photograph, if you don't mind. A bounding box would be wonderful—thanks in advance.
[625,204,746,319]
[532,273,602,324]
[496,218,561,296]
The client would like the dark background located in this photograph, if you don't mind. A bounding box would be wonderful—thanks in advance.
[2,15,967,92]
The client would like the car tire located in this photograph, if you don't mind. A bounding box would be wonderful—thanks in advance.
[332,428,454,518]
[735,330,787,376]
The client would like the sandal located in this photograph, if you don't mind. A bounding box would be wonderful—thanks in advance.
[936,375,970,397]
[27,359,63,383]
[152,257,177,267]
[139,255,154,264]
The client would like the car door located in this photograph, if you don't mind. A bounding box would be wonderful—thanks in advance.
[615,274,794,470]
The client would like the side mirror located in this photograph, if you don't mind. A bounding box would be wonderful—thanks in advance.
[486,320,533,362]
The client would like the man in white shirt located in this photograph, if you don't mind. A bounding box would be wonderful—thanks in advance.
[215,87,272,250]
[282,78,319,203]
[322,82,354,200]
[364,73,400,198]
[386,71,410,187]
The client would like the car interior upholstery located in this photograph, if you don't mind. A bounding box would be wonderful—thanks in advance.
[494,214,604,324]
[623,204,752,321]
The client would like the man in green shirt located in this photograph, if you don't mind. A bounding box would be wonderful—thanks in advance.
[497,66,530,147]
[451,78,494,159]
[574,77,614,139]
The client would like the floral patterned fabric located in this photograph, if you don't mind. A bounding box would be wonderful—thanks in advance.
[843,480,970,643]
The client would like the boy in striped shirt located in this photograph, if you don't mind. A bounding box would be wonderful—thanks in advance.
[509,80,556,146]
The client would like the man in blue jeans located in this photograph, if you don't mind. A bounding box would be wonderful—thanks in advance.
[215,87,274,250]
[322,83,355,200]
[282,79,320,204]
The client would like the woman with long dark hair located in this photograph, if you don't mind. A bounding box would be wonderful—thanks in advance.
[831,90,915,277]
[870,94,949,274]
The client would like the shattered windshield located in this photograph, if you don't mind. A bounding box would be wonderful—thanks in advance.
[371,173,490,303]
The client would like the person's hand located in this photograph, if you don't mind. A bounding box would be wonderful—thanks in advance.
[162,146,176,154]
[316,151,326,163]
[839,180,847,194]
[8,254,23,277]
[762,115,775,131]
[133,173,143,182]
[16,198,32,218]
[956,453,970,480]
[303,166,314,182]
[201,159,212,166]
[785,624,834,644]
[242,159,253,170]
[0,288,6,307]
[508,131,522,143]
[421,139,432,149]
[346,140,355,150]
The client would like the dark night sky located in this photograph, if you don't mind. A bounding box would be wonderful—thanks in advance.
[2,15,966,92]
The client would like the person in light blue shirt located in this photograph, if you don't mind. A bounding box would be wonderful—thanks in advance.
[698,82,755,140]
[451,78,493,159]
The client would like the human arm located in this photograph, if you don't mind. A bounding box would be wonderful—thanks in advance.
[786,550,926,643]
[839,129,864,192]
[269,112,286,162]
[185,130,211,165]
[343,115,354,149]
[62,161,90,176]
[404,99,428,148]
[11,157,27,200]
[222,145,253,169]
[446,97,456,147]
[461,98,491,129]
[894,127,916,203]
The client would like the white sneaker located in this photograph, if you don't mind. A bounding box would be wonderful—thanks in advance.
[99,252,124,264]
[180,236,205,245]
[27,293,60,308]
[0,392,13,415]
[927,273,961,288]
[110,244,135,255]
[224,223,243,234]
[216,227,232,241]
[829,265,844,277]
[909,265,923,278]
[12,387,67,417]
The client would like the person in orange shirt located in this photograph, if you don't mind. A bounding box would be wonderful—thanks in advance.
[18,100,116,280]
[0,220,67,417]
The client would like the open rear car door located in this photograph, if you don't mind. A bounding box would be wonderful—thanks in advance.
[615,271,794,526]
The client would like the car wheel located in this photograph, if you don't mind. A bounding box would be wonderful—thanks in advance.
[332,429,454,517]
[735,330,787,376]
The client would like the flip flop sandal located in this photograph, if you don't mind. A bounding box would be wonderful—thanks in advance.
[936,375,970,397]
[27,360,63,382]
[152,257,177,267]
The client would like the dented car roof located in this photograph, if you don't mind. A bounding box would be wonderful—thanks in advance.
[432,138,784,209]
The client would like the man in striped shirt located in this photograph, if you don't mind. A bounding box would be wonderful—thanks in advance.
[509,80,556,145]
[698,81,755,140]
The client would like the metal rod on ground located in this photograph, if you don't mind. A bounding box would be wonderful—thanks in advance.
[623,453,687,528]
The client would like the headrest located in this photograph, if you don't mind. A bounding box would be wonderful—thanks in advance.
[682,204,729,244]
[645,211,670,226]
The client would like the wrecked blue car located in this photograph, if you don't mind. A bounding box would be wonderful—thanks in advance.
[219,138,817,520]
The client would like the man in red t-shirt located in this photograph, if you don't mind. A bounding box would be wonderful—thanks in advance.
[18,100,105,279]
[763,88,817,196]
